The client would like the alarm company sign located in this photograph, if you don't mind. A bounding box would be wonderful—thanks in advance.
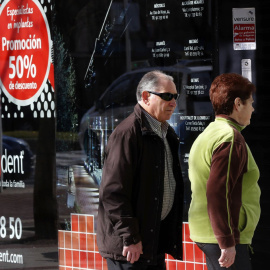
[233,8,256,50]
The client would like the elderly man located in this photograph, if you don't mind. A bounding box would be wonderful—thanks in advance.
[97,70,184,270]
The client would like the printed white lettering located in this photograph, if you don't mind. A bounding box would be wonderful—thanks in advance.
[234,25,255,31]
[1,149,25,174]
[154,3,165,8]
[0,250,23,264]
[6,4,33,20]
[2,36,42,51]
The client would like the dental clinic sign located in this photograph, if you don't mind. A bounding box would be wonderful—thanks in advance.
[233,8,256,50]
[0,0,51,106]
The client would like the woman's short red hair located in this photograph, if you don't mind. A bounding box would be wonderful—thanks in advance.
[209,73,256,115]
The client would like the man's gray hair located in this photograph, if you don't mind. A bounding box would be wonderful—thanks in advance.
[136,70,174,102]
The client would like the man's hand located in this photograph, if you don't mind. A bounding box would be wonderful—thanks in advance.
[122,241,143,264]
[218,246,236,268]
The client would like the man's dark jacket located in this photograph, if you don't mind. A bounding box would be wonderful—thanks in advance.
[97,104,184,265]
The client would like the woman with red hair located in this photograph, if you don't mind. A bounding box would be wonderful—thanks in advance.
[188,73,260,270]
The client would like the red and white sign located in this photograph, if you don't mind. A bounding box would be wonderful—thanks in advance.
[233,8,256,50]
[0,0,52,106]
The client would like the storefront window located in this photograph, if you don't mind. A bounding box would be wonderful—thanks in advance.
[1,0,269,269]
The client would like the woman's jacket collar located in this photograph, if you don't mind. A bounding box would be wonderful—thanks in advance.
[216,114,246,132]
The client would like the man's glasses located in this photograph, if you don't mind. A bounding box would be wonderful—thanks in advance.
[148,91,179,101]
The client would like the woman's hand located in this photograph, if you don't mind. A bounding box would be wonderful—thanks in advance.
[218,246,236,268]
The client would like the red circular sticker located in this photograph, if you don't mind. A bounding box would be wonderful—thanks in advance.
[0,0,51,106]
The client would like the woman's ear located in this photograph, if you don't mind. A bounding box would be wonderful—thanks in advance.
[234,97,242,111]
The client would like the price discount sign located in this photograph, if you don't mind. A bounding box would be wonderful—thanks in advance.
[0,0,51,106]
